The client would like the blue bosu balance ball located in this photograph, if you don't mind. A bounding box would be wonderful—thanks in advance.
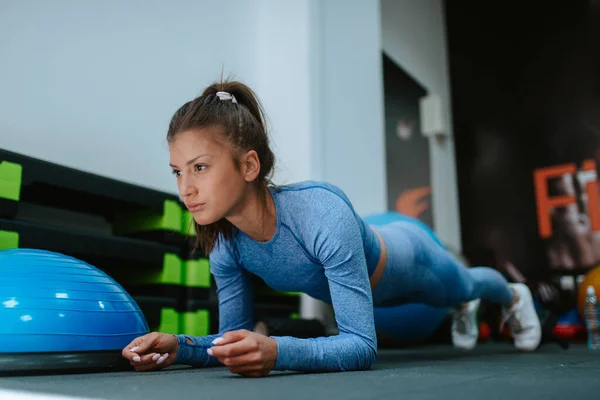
[363,212,450,342]
[0,248,149,371]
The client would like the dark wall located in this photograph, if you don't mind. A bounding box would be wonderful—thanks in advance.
[445,0,600,310]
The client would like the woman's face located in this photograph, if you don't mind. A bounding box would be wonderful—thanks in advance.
[169,127,249,225]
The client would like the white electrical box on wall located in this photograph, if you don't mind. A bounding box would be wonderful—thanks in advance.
[420,94,447,138]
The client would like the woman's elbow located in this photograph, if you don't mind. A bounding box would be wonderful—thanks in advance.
[352,340,377,371]
[364,343,378,369]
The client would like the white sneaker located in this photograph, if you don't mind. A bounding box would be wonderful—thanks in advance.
[452,299,480,351]
[501,283,542,351]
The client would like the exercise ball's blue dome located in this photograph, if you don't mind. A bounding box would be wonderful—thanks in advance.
[0,248,149,353]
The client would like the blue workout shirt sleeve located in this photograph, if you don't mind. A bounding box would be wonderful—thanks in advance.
[173,239,255,367]
[270,193,378,371]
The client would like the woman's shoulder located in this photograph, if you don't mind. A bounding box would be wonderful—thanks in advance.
[273,180,359,229]
[273,180,353,206]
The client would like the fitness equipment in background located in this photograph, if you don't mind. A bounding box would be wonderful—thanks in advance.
[0,148,183,244]
[135,296,215,338]
[578,265,600,318]
[0,249,149,373]
[0,148,199,254]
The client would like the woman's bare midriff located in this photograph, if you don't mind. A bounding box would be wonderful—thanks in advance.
[369,226,387,290]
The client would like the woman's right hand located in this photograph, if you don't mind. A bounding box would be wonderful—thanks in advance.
[122,332,180,372]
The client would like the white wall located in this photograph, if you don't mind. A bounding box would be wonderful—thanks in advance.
[0,0,316,195]
[380,0,462,249]
[255,0,315,186]
[0,0,260,194]
[0,0,403,221]
[318,0,387,216]
[254,0,387,216]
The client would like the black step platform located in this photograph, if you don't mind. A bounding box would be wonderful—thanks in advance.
[0,149,180,219]
[0,149,193,249]
[0,218,178,269]
[0,218,213,304]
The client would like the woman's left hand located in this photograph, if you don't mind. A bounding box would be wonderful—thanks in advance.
[208,329,278,377]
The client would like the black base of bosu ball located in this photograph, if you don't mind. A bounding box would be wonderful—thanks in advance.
[0,351,131,376]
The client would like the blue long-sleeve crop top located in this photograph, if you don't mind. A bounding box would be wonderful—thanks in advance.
[173,180,382,372]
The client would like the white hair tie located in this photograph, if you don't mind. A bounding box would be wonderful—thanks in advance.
[216,91,237,104]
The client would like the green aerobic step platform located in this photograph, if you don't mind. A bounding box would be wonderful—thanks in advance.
[183,210,196,238]
[182,210,207,259]
[184,258,211,299]
[113,200,189,247]
[136,297,305,338]
[0,230,19,250]
[109,254,212,302]
[0,160,22,201]
[0,148,182,237]
[0,218,179,268]
[0,218,210,297]
[135,297,214,337]
[0,160,22,218]
[0,218,212,299]
[133,295,318,339]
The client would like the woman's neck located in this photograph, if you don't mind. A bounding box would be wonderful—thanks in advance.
[227,185,277,242]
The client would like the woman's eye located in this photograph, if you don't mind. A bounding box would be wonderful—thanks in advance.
[195,164,206,172]
[172,170,181,177]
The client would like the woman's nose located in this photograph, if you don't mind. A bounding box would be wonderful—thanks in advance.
[179,174,197,198]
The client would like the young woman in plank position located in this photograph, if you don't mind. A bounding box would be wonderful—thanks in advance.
[122,80,541,377]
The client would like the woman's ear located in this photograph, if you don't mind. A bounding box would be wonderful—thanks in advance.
[242,150,261,182]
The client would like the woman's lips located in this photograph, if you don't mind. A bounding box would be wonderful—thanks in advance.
[187,203,206,212]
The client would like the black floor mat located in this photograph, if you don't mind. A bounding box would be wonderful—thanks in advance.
[0,343,598,400]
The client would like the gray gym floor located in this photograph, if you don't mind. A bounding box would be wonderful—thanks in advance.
[0,343,598,400]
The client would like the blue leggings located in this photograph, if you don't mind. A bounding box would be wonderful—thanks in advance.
[370,220,514,309]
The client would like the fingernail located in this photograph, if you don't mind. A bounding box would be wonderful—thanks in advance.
[212,337,224,345]
[156,353,169,364]
[207,348,213,356]
[152,354,160,361]
[133,355,141,362]
[130,346,140,352]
